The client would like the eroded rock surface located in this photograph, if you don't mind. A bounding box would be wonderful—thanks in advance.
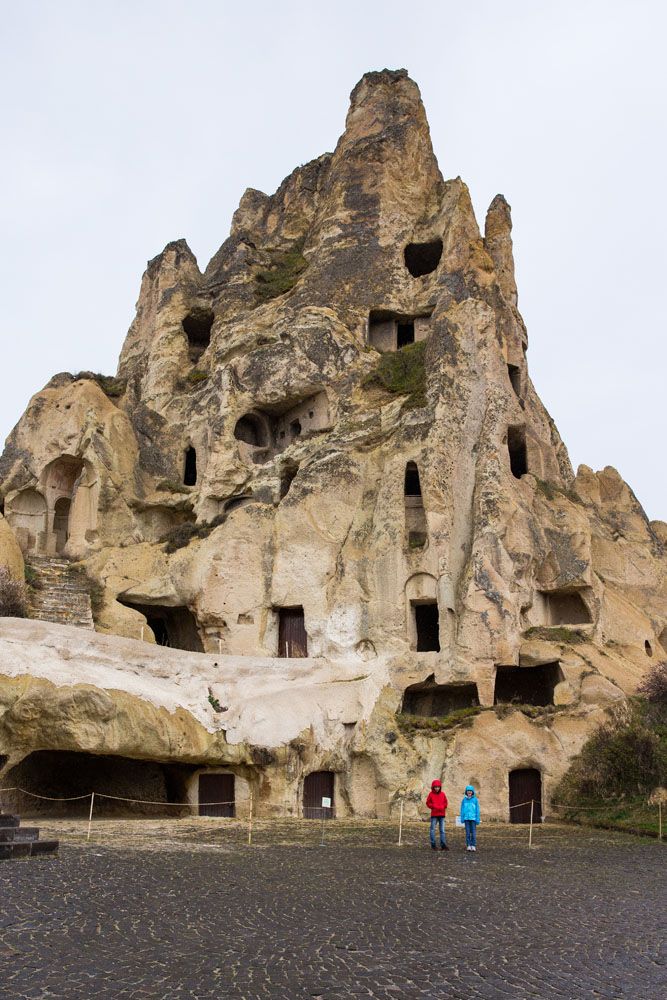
[1,69,665,818]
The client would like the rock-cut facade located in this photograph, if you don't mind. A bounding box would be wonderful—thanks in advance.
[0,69,665,821]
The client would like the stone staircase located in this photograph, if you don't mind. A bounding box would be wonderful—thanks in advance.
[26,556,94,629]
[0,808,59,860]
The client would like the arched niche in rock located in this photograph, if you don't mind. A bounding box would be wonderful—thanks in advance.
[404,573,440,652]
[41,456,100,558]
[4,488,47,554]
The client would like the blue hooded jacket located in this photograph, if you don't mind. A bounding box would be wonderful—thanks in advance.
[460,785,480,822]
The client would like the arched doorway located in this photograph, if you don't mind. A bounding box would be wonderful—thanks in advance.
[53,497,71,554]
[303,771,335,819]
[509,768,542,824]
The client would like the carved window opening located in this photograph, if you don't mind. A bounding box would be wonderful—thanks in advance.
[404,239,443,277]
[412,600,440,652]
[368,311,431,353]
[645,640,653,657]
[279,460,299,500]
[508,364,522,397]
[183,447,197,486]
[538,591,591,626]
[290,419,302,440]
[404,462,427,549]
[508,425,528,479]
[182,308,214,361]
[494,662,562,706]
[402,676,479,716]
[277,606,308,658]
[234,414,270,448]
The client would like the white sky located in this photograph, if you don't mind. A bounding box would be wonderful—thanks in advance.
[1,1,665,519]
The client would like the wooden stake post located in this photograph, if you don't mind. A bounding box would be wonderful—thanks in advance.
[247,794,253,846]
[528,798,534,848]
[86,792,95,842]
[397,799,404,846]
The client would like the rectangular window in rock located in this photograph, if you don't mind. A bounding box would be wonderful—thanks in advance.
[508,425,528,478]
[402,679,479,716]
[538,591,591,626]
[277,606,308,657]
[493,662,562,707]
[412,601,440,652]
[404,461,427,548]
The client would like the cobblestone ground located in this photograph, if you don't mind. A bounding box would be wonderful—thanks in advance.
[0,821,664,999]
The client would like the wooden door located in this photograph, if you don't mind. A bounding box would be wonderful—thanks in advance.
[198,772,235,817]
[278,607,308,657]
[303,771,335,819]
[509,768,542,824]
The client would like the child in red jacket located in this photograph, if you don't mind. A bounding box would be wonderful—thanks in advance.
[426,779,449,851]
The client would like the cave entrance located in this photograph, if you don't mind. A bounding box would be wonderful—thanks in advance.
[403,239,443,277]
[508,425,528,479]
[182,308,214,361]
[412,601,440,652]
[509,768,542,824]
[303,770,335,819]
[277,607,308,658]
[507,364,522,398]
[2,751,194,817]
[402,677,479,716]
[198,772,235,818]
[494,662,562,706]
[53,497,71,554]
[117,599,204,652]
[183,447,197,486]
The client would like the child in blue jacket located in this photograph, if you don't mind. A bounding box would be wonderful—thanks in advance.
[460,785,480,851]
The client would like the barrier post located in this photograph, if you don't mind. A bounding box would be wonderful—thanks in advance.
[528,799,534,848]
[86,792,95,842]
[659,802,662,842]
[397,798,404,847]
[320,808,326,847]
[247,794,253,846]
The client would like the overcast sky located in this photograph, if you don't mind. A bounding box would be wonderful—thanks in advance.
[1,1,665,519]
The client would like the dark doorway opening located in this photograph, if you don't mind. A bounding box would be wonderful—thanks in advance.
[198,772,235,817]
[53,497,71,553]
[402,677,479,716]
[117,599,204,652]
[278,606,308,657]
[182,308,214,360]
[507,364,522,398]
[509,768,542,824]
[303,770,335,819]
[397,322,415,348]
[289,420,302,440]
[494,662,562,706]
[404,461,422,496]
[413,602,440,652]
[234,414,269,448]
[404,239,443,277]
[183,447,197,486]
[2,751,192,817]
[508,425,528,478]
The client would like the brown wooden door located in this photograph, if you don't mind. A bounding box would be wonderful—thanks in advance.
[303,771,335,819]
[198,773,235,817]
[509,768,542,824]
[278,607,308,657]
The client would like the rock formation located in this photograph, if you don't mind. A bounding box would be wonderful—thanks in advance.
[1,69,665,820]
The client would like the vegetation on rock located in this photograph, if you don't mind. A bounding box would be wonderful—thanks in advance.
[362,340,427,410]
[255,239,308,303]
[397,705,481,734]
[73,372,126,399]
[554,662,667,836]
[160,514,226,553]
[0,567,28,617]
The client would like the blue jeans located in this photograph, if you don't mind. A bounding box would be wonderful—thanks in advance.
[464,819,477,847]
[430,816,446,847]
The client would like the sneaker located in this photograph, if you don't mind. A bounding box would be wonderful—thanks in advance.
[466,845,471,851]
[441,843,449,851]
[431,844,437,851]
[472,846,477,852]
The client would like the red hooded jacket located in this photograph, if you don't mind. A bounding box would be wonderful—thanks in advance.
[426,783,448,817]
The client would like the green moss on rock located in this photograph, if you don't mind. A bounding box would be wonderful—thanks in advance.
[255,240,308,303]
[362,340,427,410]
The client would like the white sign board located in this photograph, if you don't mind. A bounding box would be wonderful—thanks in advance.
[321,796,332,808]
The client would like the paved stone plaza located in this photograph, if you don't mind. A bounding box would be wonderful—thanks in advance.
[0,822,664,999]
